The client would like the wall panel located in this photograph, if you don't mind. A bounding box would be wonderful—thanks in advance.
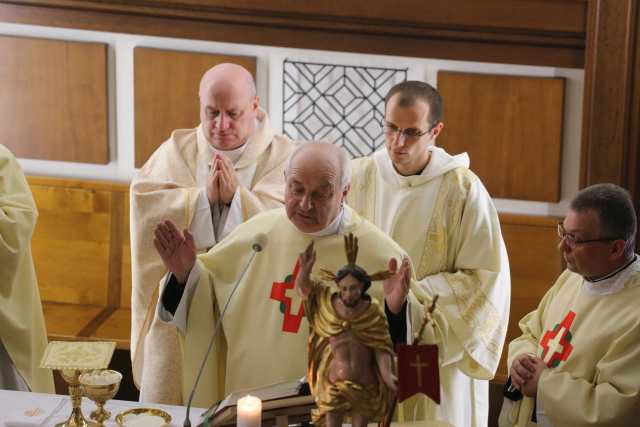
[497,213,564,381]
[0,35,109,163]
[438,71,565,202]
[0,1,586,68]
[134,47,256,167]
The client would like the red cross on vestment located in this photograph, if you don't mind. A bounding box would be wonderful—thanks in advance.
[269,260,305,333]
[539,310,576,368]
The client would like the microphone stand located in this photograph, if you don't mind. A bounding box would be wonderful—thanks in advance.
[183,243,263,427]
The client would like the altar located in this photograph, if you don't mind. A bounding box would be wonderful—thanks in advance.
[0,389,205,426]
[0,390,453,426]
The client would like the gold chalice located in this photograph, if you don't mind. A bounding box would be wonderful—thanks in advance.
[56,369,92,427]
[79,369,123,426]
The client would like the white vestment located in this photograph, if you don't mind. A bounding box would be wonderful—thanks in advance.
[0,144,54,394]
[348,147,511,427]
[156,207,429,408]
[130,110,295,403]
[499,258,640,427]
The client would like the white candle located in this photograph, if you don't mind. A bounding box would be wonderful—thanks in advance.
[237,394,262,427]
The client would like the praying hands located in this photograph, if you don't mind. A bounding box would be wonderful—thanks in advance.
[207,154,239,206]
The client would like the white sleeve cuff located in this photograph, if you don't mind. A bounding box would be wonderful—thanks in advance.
[220,187,244,240]
[536,389,554,427]
[156,263,203,334]
[419,273,452,299]
[190,189,216,250]
[405,300,413,343]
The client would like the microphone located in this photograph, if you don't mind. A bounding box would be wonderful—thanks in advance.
[252,233,268,252]
[183,234,268,427]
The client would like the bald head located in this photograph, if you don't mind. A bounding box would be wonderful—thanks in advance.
[284,142,351,233]
[286,142,351,191]
[199,63,256,101]
[198,63,259,150]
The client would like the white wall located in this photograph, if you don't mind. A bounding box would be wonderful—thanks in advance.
[0,22,583,217]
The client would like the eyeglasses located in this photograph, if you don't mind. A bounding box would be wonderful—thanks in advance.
[381,121,437,141]
[557,222,618,248]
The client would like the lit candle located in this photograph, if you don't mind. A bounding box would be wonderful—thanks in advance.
[237,394,262,427]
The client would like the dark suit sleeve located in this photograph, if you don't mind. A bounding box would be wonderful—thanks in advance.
[385,300,407,346]
[161,274,186,316]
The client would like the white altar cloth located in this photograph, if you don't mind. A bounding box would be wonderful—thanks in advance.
[0,389,205,426]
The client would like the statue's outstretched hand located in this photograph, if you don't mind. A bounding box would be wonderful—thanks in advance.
[153,220,196,284]
[383,257,411,314]
[295,241,316,298]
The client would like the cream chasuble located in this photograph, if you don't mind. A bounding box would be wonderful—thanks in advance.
[130,110,295,403]
[348,147,510,427]
[158,207,429,408]
[0,145,54,393]
[499,259,640,427]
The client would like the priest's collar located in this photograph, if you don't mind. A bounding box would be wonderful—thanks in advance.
[305,205,351,237]
[197,109,272,169]
[377,146,470,187]
[582,255,639,295]
[205,139,247,165]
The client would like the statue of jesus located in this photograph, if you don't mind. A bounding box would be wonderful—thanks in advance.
[295,233,397,427]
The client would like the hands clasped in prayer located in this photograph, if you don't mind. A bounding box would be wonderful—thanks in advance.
[154,221,196,284]
[207,154,238,206]
[510,353,546,397]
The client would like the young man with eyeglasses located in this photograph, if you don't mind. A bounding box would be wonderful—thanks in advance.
[499,183,640,427]
[347,80,511,427]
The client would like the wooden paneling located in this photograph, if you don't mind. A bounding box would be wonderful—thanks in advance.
[28,177,129,306]
[134,47,256,167]
[121,195,132,308]
[28,177,131,347]
[438,71,565,202]
[0,1,586,68]
[42,303,106,342]
[30,183,113,306]
[496,213,564,382]
[0,35,109,163]
[93,309,132,350]
[581,0,639,192]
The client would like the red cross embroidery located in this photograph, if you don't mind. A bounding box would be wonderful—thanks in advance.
[269,260,305,333]
[539,310,576,368]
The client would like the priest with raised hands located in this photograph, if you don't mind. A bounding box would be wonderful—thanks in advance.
[0,144,54,393]
[152,142,432,408]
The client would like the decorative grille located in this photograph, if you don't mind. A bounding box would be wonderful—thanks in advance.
[282,59,407,158]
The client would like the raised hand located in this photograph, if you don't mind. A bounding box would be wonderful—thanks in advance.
[216,154,239,205]
[295,241,316,298]
[153,220,196,284]
[383,257,411,314]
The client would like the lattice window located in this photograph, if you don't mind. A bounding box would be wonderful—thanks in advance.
[282,59,407,158]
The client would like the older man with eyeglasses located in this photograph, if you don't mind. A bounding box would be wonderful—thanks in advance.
[499,183,640,427]
[347,80,511,427]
